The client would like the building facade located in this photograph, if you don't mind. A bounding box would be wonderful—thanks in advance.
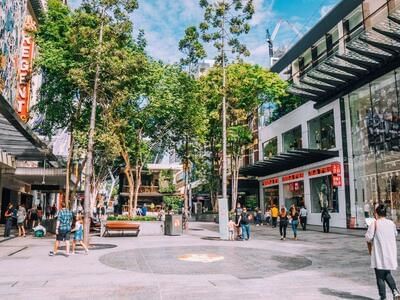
[242,0,400,228]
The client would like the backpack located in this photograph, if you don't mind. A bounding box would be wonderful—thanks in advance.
[241,212,249,225]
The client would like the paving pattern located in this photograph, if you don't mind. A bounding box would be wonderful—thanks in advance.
[0,222,398,300]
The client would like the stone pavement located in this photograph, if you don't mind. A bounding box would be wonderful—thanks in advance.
[0,222,398,300]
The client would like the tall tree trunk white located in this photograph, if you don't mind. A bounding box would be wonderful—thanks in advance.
[83,17,104,247]
[65,133,74,209]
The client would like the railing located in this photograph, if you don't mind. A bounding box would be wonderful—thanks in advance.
[122,185,160,193]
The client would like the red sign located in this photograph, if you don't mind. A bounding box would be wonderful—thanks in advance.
[308,163,342,176]
[331,163,341,175]
[282,172,304,182]
[262,177,279,187]
[332,175,342,187]
[16,16,36,123]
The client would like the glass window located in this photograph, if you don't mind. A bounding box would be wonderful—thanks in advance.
[283,181,304,209]
[263,186,279,210]
[263,137,278,159]
[282,126,302,152]
[302,49,312,70]
[345,5,363,34]
[310,175,339,213]
[329,26,339,46]
[308,110,336,150]
[315,37,327,60]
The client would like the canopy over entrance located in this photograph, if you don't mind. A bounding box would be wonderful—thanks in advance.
[239,149,339,177]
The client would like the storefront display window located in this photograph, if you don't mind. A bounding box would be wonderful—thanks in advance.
[308,110,335,150]
[310,175,338,213]
[282,126,302,152]
[283,181,304,209]
[348,69,400,226]
[264,186,279,210]
[263,137,278,159]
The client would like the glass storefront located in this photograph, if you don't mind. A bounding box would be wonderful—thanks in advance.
[263,137,278,159]
[283,181,304,209]
[348,69,400,226]
[263,186,279,210]
[310,175,339,213]
[308,110,336,150]
[282,126,302,152]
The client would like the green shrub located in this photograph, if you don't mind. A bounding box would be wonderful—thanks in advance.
[163,195,182,212]
[107,215,157,222]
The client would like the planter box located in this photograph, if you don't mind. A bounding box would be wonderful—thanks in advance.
[101,220,164,237]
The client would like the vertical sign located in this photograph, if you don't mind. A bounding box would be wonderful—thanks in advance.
[16,16,36,122]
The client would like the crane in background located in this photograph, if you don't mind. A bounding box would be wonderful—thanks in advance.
[266,19,302,67]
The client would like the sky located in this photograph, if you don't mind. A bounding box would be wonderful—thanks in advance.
[68,0,340,67]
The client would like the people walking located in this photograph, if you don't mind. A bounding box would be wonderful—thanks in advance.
[299,206,308,230]
[235,203,243,239]
[279,207,288,240]
[17,204,27,237]
[237,207,250,240]
[255,208,262,226]
[271,204,279,228]
[37,204,43,222]
[29,206,38,228]
[50,203,57,219]
[49,202,73,256]
[321,207,331,233]
[4,203,14,237]
[365,204,400,300]
[364,201,371,219]
[290,204,299,240]
[265,207,271,226]
[71,215,89,255]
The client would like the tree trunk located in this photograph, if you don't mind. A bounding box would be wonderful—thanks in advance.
[83,18,104,247]
[121,151,134,217]
[65,133,74,209]
[133,164,142,213]
[183,137,189,227]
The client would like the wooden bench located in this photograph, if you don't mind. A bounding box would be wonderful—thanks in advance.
[102,221,140,237]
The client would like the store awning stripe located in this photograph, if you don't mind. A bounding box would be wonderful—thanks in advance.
[239,149,339,177]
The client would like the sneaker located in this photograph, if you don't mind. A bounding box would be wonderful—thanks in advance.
[393,289,400,299]
[49,251,54,256]
[280,236,283,240]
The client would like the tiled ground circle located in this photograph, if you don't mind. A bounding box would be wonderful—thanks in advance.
[99,245,312,278]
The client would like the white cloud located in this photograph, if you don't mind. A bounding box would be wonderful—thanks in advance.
[320,4,334,17]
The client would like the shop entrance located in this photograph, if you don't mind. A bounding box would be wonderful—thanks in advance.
[263,186,279,210]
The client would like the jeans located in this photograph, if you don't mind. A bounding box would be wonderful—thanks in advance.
[241,224,250,240]
[272,217,277,228]
[291,220,298,238]
[4,218,12,237]
[300,216,307,230]
[323,219,330,233]
[375,268,398,299]
[279,221,287,238]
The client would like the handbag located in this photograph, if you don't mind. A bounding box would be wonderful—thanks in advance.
[367,220,377,255]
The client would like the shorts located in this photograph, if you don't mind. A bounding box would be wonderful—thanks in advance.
[17,222,24,226]
[56,230,71,241]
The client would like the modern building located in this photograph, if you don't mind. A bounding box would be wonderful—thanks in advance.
[241,0,400,228]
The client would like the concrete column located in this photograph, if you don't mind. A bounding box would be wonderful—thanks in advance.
[259,184,264,211]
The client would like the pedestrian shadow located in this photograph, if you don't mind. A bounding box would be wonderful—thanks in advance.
[319,288,374,300]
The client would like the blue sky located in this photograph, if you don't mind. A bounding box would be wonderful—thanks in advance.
[68,0,339,66]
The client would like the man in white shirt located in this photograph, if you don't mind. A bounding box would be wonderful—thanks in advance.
[299,206,308,231]
[364,201,371,218]
[365,204,400,300]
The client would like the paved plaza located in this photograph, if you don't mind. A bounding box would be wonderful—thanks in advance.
[0,223,398,300]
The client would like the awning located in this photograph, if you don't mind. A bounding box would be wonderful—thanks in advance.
[288,6,400,106]
[0,94,55,161]
[239,149,339,177]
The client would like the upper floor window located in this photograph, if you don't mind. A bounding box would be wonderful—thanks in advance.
[263,137,278,159]
[308,110,336,150]
[283,126,302,152]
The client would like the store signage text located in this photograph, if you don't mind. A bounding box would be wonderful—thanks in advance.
[308,163,342,177]
[16,16,36,122]
[262,177,279,187]
[282,172,304,182]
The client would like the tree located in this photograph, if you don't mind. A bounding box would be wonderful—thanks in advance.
[227,125,252,210]
[197,0,254,238]
[179,26,206,76]
[199,63,288,210]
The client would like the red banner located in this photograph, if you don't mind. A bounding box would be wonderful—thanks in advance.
[332,175,342,187]
[308,163,342,176]
[262,177,279,187]
[282,172,304,182]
